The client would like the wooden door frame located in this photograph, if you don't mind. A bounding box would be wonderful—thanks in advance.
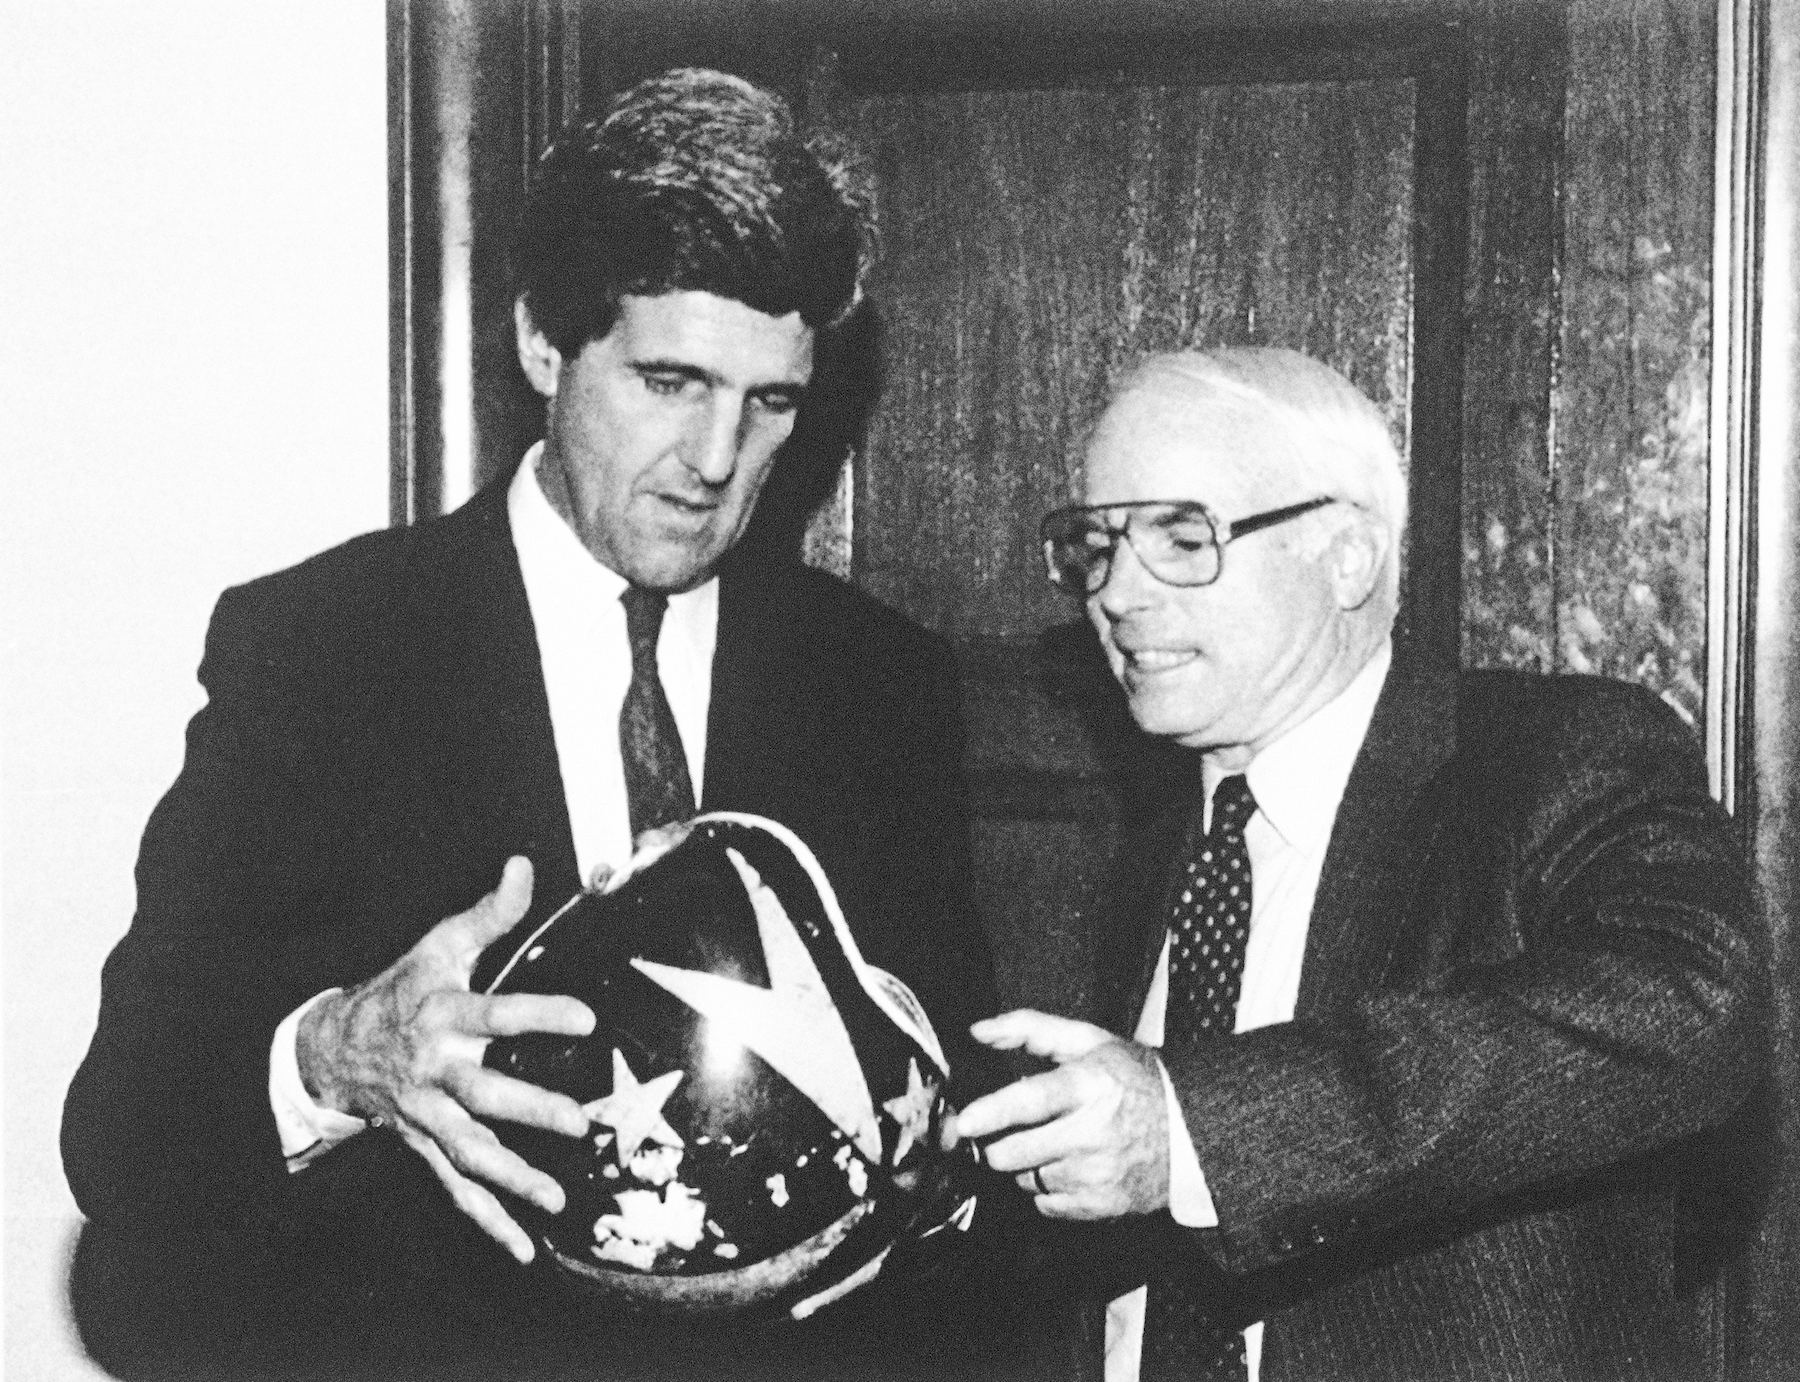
[388,0,568,522]
[1726,0,1800,1371]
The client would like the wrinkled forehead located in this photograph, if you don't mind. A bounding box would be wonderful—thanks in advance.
[1081,377,1304,509]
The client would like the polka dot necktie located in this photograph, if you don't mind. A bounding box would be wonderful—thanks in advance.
[1163,774,1256,1042]
[619,587,696,839]
[1142,773,1256,1382]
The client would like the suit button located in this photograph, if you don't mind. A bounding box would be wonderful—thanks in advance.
[1275,1232,1295,1253]
[1310,1226,1328,1245]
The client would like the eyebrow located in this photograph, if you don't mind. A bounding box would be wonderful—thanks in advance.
[630,359,714,383]
[628,359,808,397]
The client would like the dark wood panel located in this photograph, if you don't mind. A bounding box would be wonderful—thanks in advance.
[844,84,1135,642]
[1402,37,1469,669]
[844,79,1417,645]
[1458,1,1565,675]
[1554,0,1713,729]
[572,0,1480,101]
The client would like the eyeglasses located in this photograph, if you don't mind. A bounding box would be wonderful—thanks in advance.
[1040,496,1336,594]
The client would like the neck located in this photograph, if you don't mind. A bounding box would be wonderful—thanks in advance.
[534,443,582,542]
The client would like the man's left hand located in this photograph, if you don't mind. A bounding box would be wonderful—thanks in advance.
[948,1010,1169,1220]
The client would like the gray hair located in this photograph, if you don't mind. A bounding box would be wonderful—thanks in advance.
[1117,347,1407,600]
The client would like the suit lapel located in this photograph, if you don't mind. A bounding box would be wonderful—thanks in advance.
[700,566,768,811]
[701,563,826,820]
[380,486,582,951]
[1293,662,1458,1020]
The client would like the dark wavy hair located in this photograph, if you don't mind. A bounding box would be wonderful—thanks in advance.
[514,68,877,356]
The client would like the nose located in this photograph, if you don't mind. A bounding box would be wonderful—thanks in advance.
[685,396,745,488]
[1090,528,1157,621]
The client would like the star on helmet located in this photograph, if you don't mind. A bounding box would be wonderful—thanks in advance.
[582,1049,685,1162]
[882,1057,934,1165]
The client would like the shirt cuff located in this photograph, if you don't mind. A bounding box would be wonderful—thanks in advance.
[1158,1056,1218,1228]
[271,988,369,1171]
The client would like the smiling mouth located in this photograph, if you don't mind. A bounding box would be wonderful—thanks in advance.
[652,492,722,518]
[1119,648,1200,675]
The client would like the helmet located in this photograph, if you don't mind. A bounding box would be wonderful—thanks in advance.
[484,813,968,1319]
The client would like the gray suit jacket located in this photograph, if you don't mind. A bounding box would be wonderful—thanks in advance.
[1085,666,1767,1381]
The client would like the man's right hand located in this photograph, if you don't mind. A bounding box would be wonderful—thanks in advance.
[296,856,596,1263]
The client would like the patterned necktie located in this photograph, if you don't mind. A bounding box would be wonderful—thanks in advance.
[619,587,696,838]
[1142,774,1256,1382]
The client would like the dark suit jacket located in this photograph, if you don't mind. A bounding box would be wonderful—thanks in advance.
[1083,665,1767,1382]
[61,481,1009,1382]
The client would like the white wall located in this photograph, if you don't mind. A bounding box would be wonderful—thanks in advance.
[0,4,388,1376]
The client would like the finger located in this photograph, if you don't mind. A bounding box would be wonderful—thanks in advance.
[949,1072,1082,1143]
[970,1010,1113,1064]
[411,1134,538,1264]
[444,856,537,960]
[966,1009,1054,1050]
[442,1064,591,1139]
[1027,1191,1093,1221]
[405,1090,569,1213]
[981,1118,1088,1176]
[473,992,596,1040]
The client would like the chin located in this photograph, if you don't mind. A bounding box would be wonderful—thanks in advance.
[625,550,722,593]
[1124,693,1210,744]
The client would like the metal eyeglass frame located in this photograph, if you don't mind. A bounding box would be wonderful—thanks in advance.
[1040,496,1336,593]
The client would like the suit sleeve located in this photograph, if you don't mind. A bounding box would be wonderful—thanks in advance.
[61,581,369,1244]
[1160,680,1768,1277]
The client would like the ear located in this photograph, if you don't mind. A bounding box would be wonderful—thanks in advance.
[515,297,563,398]
[1325,512,1387,612]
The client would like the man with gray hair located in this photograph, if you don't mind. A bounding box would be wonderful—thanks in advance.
[955,347,1766,1380]
[64,68,1009,1381]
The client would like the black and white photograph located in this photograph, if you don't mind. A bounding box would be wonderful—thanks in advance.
[4,1,1797,1379]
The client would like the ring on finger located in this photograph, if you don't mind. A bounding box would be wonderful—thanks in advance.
[1031,1166,1048,1196]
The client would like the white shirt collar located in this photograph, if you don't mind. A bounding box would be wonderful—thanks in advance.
[1206,640,1392,852]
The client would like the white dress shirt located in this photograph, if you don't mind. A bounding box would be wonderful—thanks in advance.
[1106,641,1391,1382]
[268,444,720,1165]
[509,442,716,886]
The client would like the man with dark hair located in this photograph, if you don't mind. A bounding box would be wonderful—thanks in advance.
[514,67,874,355]
[954,347,1767,1381]
[64,68,1003,1381]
